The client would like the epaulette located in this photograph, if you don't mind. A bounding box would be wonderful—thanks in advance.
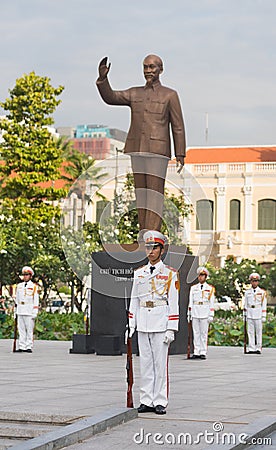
[165,265,178,273]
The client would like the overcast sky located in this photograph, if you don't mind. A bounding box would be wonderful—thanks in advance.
[1,0,275,147]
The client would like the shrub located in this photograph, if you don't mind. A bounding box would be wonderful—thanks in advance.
[208,309,276,347]
[0,311,86,340]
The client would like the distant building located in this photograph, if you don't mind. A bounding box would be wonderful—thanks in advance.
[72,124,127,159]
[84,145,276,267]
[57,126,76,139]
[167,145,276,266]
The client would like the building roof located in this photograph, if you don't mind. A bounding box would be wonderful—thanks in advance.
[185,146,276,163]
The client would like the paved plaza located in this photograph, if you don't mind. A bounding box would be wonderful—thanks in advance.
[0,340,275,449]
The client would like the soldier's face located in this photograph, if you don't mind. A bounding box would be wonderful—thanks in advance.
[198,274,207,284]
[143,57,163,85]
[22,273,32,282]
[146,244,164,264]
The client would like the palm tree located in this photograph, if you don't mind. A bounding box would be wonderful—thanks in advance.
[60,140,107,221]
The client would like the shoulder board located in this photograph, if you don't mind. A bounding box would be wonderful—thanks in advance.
[165,265,177,273]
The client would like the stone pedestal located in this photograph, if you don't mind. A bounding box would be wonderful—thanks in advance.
[70,244,197,356]
[70,334,95,354]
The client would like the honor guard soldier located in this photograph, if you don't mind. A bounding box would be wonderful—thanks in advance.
[244,272,267,354]
[126,230,180,415]
[188,267,215,360]
[15,266,39,353]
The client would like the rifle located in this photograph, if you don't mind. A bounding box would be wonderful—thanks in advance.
[85,305,89,335]
[13,314,18,353]
[125,287,134,408]
[187,313,192,360]
[243,310,247,354]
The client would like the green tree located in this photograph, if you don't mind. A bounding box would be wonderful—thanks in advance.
[0,71,65,205]
[0,72,66,294]
[62,145,107,219]
[207,257,269,305]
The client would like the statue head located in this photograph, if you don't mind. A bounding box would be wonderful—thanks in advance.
[143,54,163,85]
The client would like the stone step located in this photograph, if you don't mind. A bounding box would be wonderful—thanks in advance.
[0,412,86,449]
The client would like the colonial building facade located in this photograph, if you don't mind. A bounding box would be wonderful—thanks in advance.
[171,146,276,266]
[65,145,276,268]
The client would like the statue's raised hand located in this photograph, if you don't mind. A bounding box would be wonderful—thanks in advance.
[98,57,111,81]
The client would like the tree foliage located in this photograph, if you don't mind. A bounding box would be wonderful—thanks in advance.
[207,256,271,304]
[0,72,66,296]
[0,72,65,204]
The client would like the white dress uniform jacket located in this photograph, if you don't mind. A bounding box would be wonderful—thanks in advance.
[188,282,215,357]
[15,280,39,351]
[128,260,179,332]
[244,286,267,353]
[188,282,215,319]
[244,287,267,320]
[128,260,180,408]
[16,281,39,317]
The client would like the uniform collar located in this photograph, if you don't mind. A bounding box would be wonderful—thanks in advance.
[251,285,260,292]
[144,80,161,91]
[145,259,164,274]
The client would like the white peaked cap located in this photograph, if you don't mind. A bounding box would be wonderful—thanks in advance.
[22,266,34,276]
[144,230,166,246]
[249,272,260,280]
[197,266,209,277]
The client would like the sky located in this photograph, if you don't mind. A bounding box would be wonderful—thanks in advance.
[1,0,276,147]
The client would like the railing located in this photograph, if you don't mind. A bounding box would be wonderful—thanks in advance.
[168,161,276,174]
[193,164,219,173]
[228,163,246,172]
[254,163,276,172]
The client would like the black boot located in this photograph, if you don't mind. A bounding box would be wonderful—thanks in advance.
[155,405,166,415]
[137,404,155,413]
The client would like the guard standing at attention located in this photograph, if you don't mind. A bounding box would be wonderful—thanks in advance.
[244,272,267,354]
[188,267,215,360]
[127,230,180,415]
[15,266,39,353]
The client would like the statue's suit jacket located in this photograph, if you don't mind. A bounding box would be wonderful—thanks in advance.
[96,78,186,158]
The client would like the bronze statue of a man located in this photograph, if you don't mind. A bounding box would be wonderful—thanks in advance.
[96,54,186,233]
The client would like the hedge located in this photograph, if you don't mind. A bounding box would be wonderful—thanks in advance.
[1,310,275,347]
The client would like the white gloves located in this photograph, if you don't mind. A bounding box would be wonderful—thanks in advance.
[208,316,214,323]
[262,317,266,323]
[125,327,135,344]
[163,330,175,345]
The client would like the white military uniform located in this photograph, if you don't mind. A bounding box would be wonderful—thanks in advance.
[188,282,215,356]
[244,286,267,352]
[128,260,179,408]
[16,280,39,351]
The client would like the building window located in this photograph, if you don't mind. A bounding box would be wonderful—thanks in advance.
[196,200,214,230]
[229,199,241,230]
[258,199,276,230]
[96,200,111,223]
